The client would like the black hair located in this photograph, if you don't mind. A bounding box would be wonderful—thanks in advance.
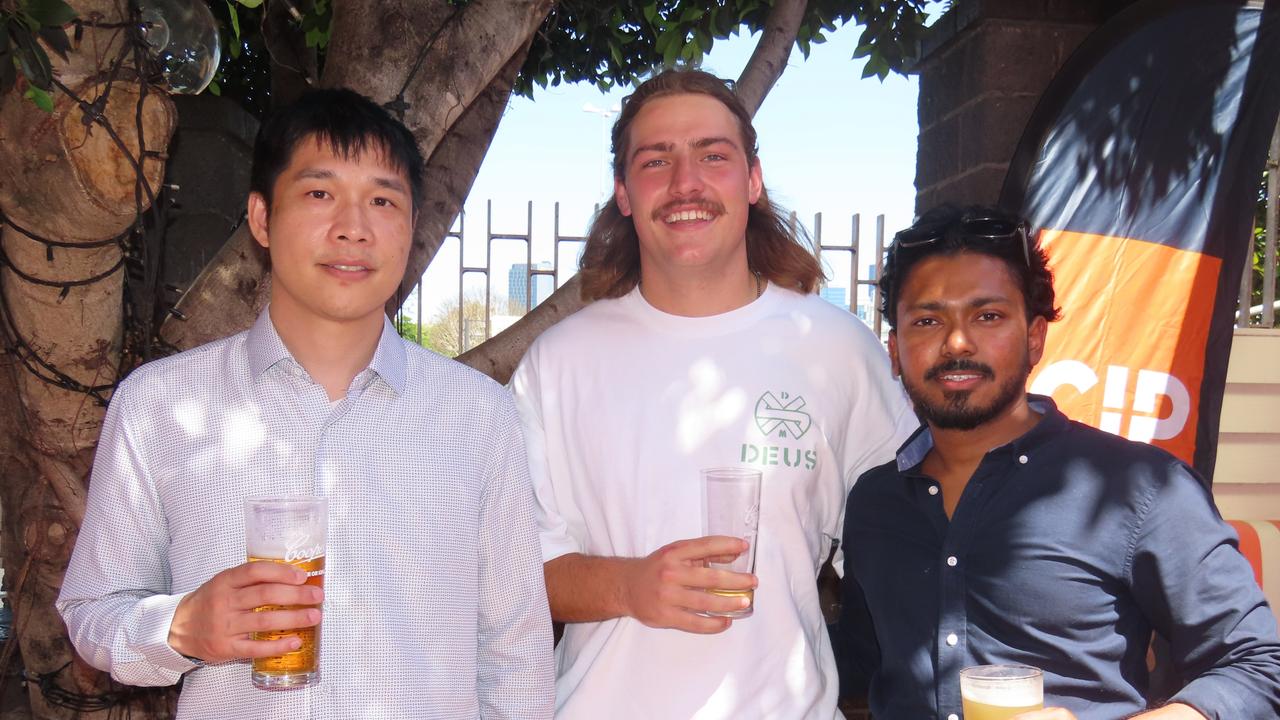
[249,88,425,211]
[879,204,1062,329]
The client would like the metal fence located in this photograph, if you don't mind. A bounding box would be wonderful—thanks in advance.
[397,203,891,354]
[397,181,1280,356]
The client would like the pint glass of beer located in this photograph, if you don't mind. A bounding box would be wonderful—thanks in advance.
[701,467,762,618]
[245,496,327,690]
[959,664,1043,720]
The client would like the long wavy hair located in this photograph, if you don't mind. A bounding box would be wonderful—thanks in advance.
[578,69,824,301]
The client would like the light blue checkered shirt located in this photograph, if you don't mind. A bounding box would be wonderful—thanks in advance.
[58,310,554,719]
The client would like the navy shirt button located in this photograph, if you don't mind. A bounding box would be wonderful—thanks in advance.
[928,485,939,495]
[1018,454,1029,464]
[946,633,958,646]
[947,556,958,567]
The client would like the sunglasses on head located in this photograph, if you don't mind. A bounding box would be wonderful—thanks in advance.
[891,211,1032,268]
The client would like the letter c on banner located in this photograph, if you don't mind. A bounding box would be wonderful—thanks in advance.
[1029,360,1099,396]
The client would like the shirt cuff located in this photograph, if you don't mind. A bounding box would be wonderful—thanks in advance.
[130,591,202,676]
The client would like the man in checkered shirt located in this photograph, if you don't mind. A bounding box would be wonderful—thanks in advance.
[57,88,554,719]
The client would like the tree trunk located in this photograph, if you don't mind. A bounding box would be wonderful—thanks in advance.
[0,1,177,715]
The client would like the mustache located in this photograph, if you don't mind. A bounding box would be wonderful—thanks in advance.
[925,359,994,382]
[651,198,725,222]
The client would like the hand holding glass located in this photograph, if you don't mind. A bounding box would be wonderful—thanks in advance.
[245,496,327,690]
[960,664,1044,720]
[700,467,761,618]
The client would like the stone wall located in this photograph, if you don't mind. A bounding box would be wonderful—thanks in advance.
[913,0,1129,212]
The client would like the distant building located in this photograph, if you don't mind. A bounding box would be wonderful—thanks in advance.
[856,264,878,321]
[819,285,848,311]
[509,262,554,310]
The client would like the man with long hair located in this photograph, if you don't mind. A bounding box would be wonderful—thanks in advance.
[510,69,916,718]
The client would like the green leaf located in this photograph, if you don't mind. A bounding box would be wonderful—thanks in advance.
[24,0,77,27]
[14,29,52,90]
[695,28,711,52]
[207,79,221,95]
[653,28,673,56]
[226,1,241,40]
[861,52,890,81]
[24,84,53,112]
[661,31,681,66]
[236,0,265,7]
[38,25,71,60]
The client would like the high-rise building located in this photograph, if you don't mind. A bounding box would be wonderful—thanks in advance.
[508,262,555,310]
[854,264,880,321]
[819,285,848,310]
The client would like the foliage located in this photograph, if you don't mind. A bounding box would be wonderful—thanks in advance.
[398,291,506,358]
[196,0,934,119]
[1245,167,1279,325]
[0,0,75,111]
[206,0,272,115]
[516,0,933,96]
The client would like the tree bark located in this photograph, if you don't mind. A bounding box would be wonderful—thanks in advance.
[0,2,177,716]
[456,0,805,383]
[324,0,553,161]
[387,43,531,316]
[735,0,809,114]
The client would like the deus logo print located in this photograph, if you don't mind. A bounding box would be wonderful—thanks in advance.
[741,391,817,470]
[754,391,812,439]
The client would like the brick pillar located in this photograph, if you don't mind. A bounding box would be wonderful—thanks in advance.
[913,0,1127,213]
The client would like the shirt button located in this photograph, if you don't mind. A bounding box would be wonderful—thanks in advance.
[946,556,958,567]
[946,633,958,646]
[948,715,959,720]
[1018,454,1029,464]
[928,485,939,495]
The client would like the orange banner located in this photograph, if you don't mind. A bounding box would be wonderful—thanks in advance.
[1027,230,1222,465]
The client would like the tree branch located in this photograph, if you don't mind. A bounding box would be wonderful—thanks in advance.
[734,0,808,116]
[388,42,531,315]
[158,223,269,351]
[456,275,585,384]
[324,0,553,157]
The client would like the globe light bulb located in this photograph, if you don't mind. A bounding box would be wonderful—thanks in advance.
[136,0,221,95]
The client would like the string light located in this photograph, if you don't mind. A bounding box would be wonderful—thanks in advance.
[136,0,220,94]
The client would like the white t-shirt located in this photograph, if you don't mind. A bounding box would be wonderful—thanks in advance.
[510,282,917,719]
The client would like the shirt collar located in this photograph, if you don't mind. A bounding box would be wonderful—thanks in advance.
[246,307,408,396]
[895,393,1068,472]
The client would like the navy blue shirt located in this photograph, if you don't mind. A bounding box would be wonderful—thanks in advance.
[837,396,1280,720]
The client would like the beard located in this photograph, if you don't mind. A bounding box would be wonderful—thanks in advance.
[901,355,1030,431]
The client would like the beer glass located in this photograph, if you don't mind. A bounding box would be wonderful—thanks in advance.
[960,664,1044,720]
[701,467,761,618]
[245,496,327,690]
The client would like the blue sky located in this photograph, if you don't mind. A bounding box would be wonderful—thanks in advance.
[405,20,921,320]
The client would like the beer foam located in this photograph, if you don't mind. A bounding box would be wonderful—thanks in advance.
[960,681,1042,707]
